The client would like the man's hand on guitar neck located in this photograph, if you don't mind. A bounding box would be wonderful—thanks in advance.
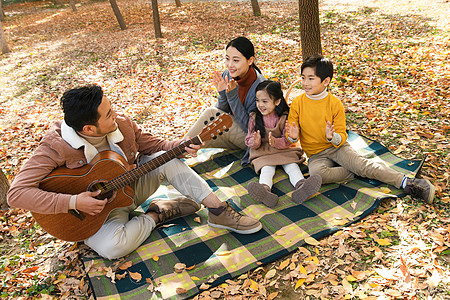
[180,137,204,158]
[75,190,107,215]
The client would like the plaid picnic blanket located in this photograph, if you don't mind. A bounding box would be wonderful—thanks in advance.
[83,131,424,299]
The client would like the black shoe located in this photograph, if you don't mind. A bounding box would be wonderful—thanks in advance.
[404,178,435,204]
[147,197,200,225]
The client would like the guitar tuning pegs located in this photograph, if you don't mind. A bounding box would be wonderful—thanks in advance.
[225,129,229,132]
[210,117,215,121]
[219,132,223,135]
[216,112,221,116]
[204,120,208,125]
[212,136,218,140]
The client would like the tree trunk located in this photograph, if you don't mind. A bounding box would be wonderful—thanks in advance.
[109,0,126,30]
[0,171,10,210]
[69,0,77,12]
[175,0,181,7]
[250,0,261,17]
[298,0,322,60]
[152,0,162,38]
[0,0,5,22]
[0,20,10,54]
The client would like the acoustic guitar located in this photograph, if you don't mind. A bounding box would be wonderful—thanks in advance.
[32,113,232,242]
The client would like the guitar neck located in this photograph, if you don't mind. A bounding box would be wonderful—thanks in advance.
[106,136,201,191]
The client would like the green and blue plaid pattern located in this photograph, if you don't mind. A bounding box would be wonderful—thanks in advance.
[83,131,424,299]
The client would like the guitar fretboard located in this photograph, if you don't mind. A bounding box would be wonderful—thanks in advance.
[104,136,200,191]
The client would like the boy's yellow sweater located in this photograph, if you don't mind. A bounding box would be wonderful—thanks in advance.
[288,92,347,157]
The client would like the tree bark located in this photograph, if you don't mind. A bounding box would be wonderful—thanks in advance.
[298,0,322,60]
[152,0,162,38]
[250,0,261,16]
[175,0,181,7]
[109,0,127,30]
[69,0,77,12]
[0,171,10,210]
[0,20,10,54]
[0,0,5,22]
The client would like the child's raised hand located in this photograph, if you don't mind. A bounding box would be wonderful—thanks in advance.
[285,121,299,141]
[252,130,261,147]
[268,132,275,147]
[212,71,228,92]
[326,121,335,140]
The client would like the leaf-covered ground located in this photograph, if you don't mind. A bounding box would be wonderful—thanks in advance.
[0,0,449,298]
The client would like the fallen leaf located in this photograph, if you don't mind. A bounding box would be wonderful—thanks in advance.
[427,269,442,288]
[265,269,276,280]
[200,283,210,290]
[119,261,132,270]
[347,274,357,282]
[279,258,290,271]
[304,237,320,246]
[176,287,187,294]
[193,217,201,223]
[380,187,392,194]
[342,278,353,294]
[374,268,396,280]
[268,291,278,300]
[128,271,142,282]
[152,255,159,261]
[376,238,391,246]
[294,278,305,290]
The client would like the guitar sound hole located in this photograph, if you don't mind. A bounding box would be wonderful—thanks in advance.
[88,180,116,203]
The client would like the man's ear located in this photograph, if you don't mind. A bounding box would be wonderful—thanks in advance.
[81,124,96,135]
[323,77,331,87]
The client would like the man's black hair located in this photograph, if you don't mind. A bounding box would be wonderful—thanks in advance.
[60,85,103,132]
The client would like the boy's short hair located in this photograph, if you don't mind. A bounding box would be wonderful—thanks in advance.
[301,54,333,82]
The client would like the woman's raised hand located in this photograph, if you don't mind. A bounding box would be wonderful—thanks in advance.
[212,71,228,92]
[226,79,238,93]
[212,71,238,93]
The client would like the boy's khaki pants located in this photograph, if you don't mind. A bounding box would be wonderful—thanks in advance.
[308,142,404,188]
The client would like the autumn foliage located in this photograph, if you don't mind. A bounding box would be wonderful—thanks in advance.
[0,0,449,298]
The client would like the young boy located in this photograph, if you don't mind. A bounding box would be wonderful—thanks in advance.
[286,54,435,203]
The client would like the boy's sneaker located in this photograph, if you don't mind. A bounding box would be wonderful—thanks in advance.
[292,175,322,204]
[208,202,262,234]
[404,178,435,204]
[147,197,200,225]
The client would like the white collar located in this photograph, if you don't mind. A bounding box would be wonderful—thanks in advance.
[61,121,125,163]
[305,88,328,100]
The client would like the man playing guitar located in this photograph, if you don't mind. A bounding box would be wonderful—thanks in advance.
[7,85,262,260]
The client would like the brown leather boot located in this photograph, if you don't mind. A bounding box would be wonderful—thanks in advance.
[147,197,200,225]
[208,202,262,234]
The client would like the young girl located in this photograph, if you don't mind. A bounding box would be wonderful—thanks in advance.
[245,80,322,207]
[185,37,266,165]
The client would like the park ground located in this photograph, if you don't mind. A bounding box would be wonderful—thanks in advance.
[0,0,449,299]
